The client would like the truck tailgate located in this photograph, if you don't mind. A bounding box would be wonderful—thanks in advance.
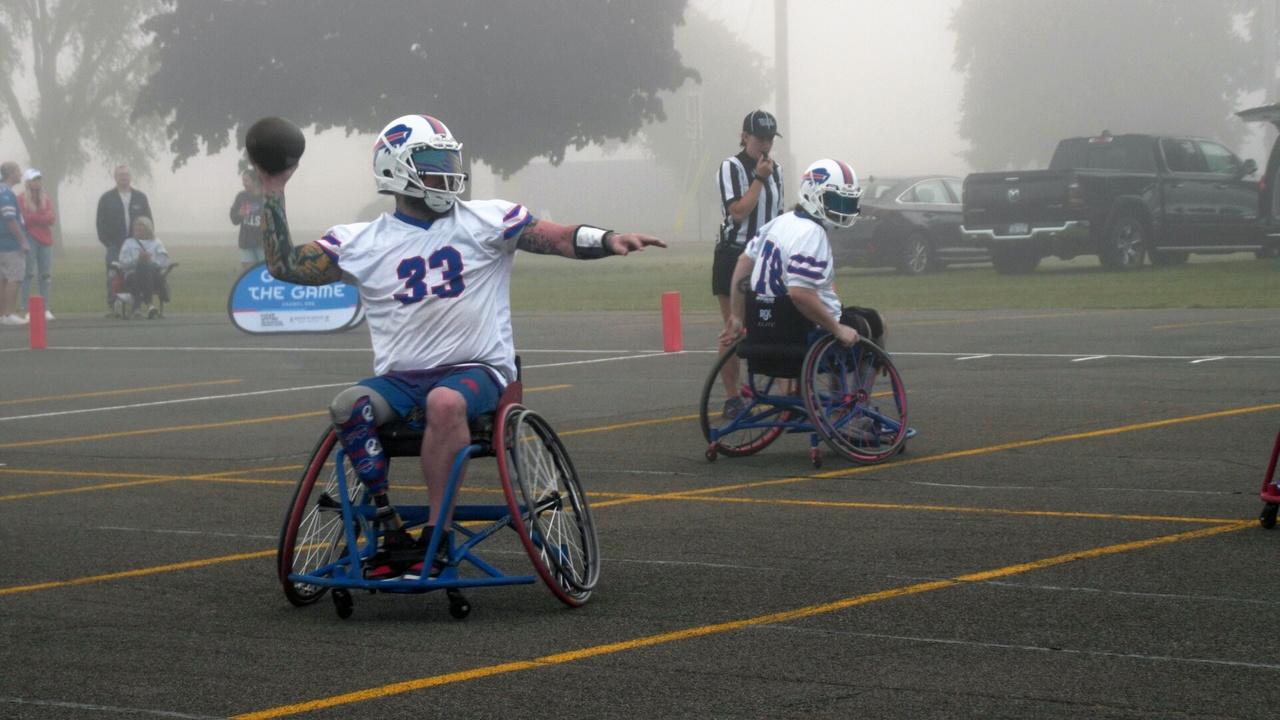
[962,170,1077,231]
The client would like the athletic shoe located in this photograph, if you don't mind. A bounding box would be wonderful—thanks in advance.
[3,314,28,326]
[721,395,746,419]
[364,530,422,580]
[146,304,159,320]
[44,310,54,321]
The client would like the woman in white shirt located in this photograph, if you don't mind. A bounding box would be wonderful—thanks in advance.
[117,215,171,318]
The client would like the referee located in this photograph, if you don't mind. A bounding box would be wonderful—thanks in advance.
[712,109,784,418]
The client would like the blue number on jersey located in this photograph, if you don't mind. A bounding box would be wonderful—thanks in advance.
[393,247,466,305]
[752,239,788,297]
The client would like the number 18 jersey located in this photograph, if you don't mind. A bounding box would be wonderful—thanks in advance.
[743,211,842,320]
[315,199,533,383]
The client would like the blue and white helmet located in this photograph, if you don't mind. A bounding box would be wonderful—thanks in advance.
[373,114,466,212]
[798,158,861,228]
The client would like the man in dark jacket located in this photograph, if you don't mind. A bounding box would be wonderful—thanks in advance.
[96,164,152,313]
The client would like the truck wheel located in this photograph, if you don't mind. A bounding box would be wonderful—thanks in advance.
[990,246,1040,274]
[897,233,934,275]
[1149,250,1188,266]
[1100,212,1147,270]
[1255,245,1278,259]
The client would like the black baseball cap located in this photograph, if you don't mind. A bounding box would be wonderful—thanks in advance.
[742,109,781,139]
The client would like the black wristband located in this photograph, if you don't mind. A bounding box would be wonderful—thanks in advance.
[573,225,616,259]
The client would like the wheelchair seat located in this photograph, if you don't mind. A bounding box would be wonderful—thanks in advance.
[736,294,814,379]
[376,380,523,458]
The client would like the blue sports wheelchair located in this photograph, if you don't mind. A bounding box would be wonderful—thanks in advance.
[276,374,600,619]
[700,294,913,468]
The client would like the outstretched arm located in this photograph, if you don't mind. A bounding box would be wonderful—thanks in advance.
[258,167,342,286]
[516,218,666,258]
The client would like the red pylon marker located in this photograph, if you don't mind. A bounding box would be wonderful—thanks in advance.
[28,295,47,349]
[661,291,682,352]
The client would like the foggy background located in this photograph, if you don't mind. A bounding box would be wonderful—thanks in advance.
[0,0,1272,245]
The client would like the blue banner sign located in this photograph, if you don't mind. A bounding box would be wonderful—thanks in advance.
[228,263,363,334]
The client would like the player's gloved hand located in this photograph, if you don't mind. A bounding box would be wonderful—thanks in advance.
[719,316,745,346]
[605,233,667,256]
[834,324,859,347]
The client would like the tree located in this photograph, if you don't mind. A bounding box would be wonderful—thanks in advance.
[0,0,164,243]
[136,0,696,178]
[952,0,1254,170]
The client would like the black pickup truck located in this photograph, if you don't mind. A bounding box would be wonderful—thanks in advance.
[960,133,1266,273]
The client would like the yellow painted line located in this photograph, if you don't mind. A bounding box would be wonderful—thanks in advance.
[560,413,701,437]
[525,383,572,393]
[596,400,1280,508]
[0,464,316,501]
[0,478,181,502]
[1152,316,1280,331]
[232,521,1249,719]
[0,410,327,449]
[0,379,243,406]
[0,549,277,597]
[674,494,1238,525]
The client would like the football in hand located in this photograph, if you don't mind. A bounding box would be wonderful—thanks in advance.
[246,117,305,174]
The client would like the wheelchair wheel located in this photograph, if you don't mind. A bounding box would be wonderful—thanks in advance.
[277,428,366,606]
[801,336,908,464]
[699,340,788,457]
[497,404,600,607]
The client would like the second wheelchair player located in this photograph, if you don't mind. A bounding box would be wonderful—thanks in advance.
[256,113,665,582]
[720,157,884,365]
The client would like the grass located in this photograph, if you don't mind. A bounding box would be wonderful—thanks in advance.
[33,241,1280,315]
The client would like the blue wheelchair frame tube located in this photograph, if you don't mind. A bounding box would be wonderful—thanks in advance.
[287,442,537,592]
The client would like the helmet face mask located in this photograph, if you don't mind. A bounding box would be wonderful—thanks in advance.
[373,115,466,211]
[799,159,862,229]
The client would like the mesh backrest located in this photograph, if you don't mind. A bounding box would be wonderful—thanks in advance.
[736,294,813,379]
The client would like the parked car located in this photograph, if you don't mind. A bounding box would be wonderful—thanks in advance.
[830,175,988,274]
[960,132,1267,273]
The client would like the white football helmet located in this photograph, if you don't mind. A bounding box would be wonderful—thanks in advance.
[798,158,862,228]
[372,114,466,212]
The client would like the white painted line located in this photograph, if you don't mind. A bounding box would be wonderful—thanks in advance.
[21,345,670,354]
[762,626,1280,672]
[1071,355,1106,363]
[0,697,220,720]
[1189,356,1224,364]
[955,354,992,361]
[0,352,675,422]
[95,526,277,540]
[896,351,1280,361]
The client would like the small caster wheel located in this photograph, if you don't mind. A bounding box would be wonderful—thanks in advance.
[809,449,822,468]
[332,589,353,619]
[1261,503,1278,529]
[447,589,471,620]
[897,442,908,456]
[705,444,718,462]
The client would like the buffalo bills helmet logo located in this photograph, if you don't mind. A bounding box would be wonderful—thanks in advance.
[802,168,830,184]
[374,123,413,152]
[364,438,383,456]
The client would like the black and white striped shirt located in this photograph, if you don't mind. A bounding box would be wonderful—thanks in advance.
[717,150,784,248]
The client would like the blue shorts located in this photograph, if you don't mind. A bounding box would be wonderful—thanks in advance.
[359,365,502,429]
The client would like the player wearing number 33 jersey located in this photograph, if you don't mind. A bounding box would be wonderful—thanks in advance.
[316,199,531,383]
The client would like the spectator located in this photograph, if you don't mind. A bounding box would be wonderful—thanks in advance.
[96,164,152,315]
[18,168,55,320]
[229,169,264,273]
[0,161,29,326]
[117,216,171,319]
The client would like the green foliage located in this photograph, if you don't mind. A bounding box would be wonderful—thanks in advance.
[951,0,1255,169]
[136,0,696,177]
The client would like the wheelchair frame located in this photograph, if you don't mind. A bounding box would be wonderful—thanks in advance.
[276,382,599,619]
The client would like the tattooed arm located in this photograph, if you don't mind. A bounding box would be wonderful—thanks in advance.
[261,191,343,285]
[515,218,666,257]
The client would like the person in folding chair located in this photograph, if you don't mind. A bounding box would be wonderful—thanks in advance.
[720,157,885,363]
[256,114,665,580]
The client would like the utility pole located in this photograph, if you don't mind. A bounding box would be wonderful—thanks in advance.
[1266,0,1277,147]
[775,0,795,205]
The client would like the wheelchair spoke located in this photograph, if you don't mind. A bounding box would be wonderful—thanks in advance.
[802,336,909,464]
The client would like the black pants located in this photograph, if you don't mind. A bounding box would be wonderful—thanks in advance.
[125,263,169,306]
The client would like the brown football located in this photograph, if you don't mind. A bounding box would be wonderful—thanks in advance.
[246,117,305,174]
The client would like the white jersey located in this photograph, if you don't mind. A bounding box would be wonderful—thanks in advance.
[743,211,841,320]
[316,199,533,383]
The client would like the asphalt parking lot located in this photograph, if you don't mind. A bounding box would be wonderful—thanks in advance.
[1,307,1278,719]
